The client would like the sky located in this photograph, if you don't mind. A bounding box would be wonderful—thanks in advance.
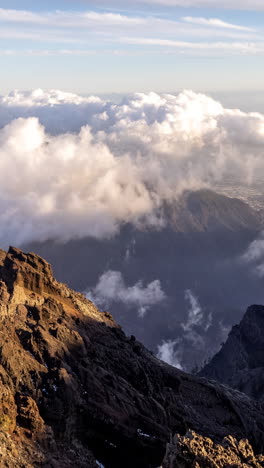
[0,0,264,94]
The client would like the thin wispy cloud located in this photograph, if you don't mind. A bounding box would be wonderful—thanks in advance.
[0,28,82,44]
[0,9,146,27]
[127,0,264,10]
[122,37,264,55]
[0,8,260,54]
[182,17,255,32]
[0,3,263,92]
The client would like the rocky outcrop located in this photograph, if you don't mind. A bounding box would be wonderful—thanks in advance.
[200,304,264,401]
[0,247,264,467]
[162,431,264,468]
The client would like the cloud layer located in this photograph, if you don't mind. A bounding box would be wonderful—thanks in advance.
[0,89,264,246]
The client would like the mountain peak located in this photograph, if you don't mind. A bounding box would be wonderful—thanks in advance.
[200,304,264,401]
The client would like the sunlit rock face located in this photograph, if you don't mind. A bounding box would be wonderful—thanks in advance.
[0,246,264,467]
[161,431,264,468]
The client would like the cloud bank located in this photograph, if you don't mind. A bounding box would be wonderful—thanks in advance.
[0,89,264,246]
[86,271,166,317]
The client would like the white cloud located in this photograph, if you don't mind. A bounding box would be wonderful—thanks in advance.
[0,9,146,27]
[157,289,212,370]
[242,235,264,277]
[132,0,264,10]
[86,271,166,317]
[182,16,254,32]
[0,89,264,245]
[0,8,260,52]
[157,339,183,369]
[122,37,264,55]
[183,289,203,330]
[0,28,82,43]
[66,0,264,9]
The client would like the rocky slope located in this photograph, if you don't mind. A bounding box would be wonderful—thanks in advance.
[161,431,264,468]
[0,247,264,467]
[200,304,264,402]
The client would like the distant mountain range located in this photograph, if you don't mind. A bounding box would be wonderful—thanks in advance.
[24,189,264,371]
[165,189,261,233]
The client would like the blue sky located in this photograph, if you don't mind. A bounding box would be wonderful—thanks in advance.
[0,0,264,95]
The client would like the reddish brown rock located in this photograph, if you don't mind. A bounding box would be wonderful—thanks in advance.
[162,431,264,468]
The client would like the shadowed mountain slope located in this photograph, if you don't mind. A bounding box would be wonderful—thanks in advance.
[24,190,263,371]
[0,247,264,467]
[165,189,262,233]
[200,305,264,402]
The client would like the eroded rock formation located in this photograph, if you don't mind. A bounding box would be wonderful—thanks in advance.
[162,431,264,468]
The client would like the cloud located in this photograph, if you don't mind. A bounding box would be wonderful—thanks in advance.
[0,7,260,53]
[0,9,146,27]
[122,37,264,55]
[182,17,255,32]
[242,235,264,276]
[157,339,183,369]
[157,289,212,370]
[64,0,264,10]
[183,289,212,345]
[0,28,82,43]
[130,0,264,10]
[0,89,264,246]
[183,289,203,330]
[85,271,166,317]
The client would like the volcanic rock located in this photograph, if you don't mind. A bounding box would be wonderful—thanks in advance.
[0,247,263,467]
[161,430,264,468]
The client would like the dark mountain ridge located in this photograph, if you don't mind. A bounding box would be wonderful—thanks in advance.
[200,304,264,402]
[0,246,263,467]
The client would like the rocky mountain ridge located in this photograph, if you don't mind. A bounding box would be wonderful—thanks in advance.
[0,246,263,467]
[200,304,264,402]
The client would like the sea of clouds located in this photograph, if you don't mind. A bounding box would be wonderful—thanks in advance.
[1,88,264,246]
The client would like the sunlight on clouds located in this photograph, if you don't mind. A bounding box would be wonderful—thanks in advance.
[0,89,264,245]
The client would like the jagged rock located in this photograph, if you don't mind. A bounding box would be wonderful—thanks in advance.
[161,430,264,468]
[0,247,263,467]
[200,305,264,401]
